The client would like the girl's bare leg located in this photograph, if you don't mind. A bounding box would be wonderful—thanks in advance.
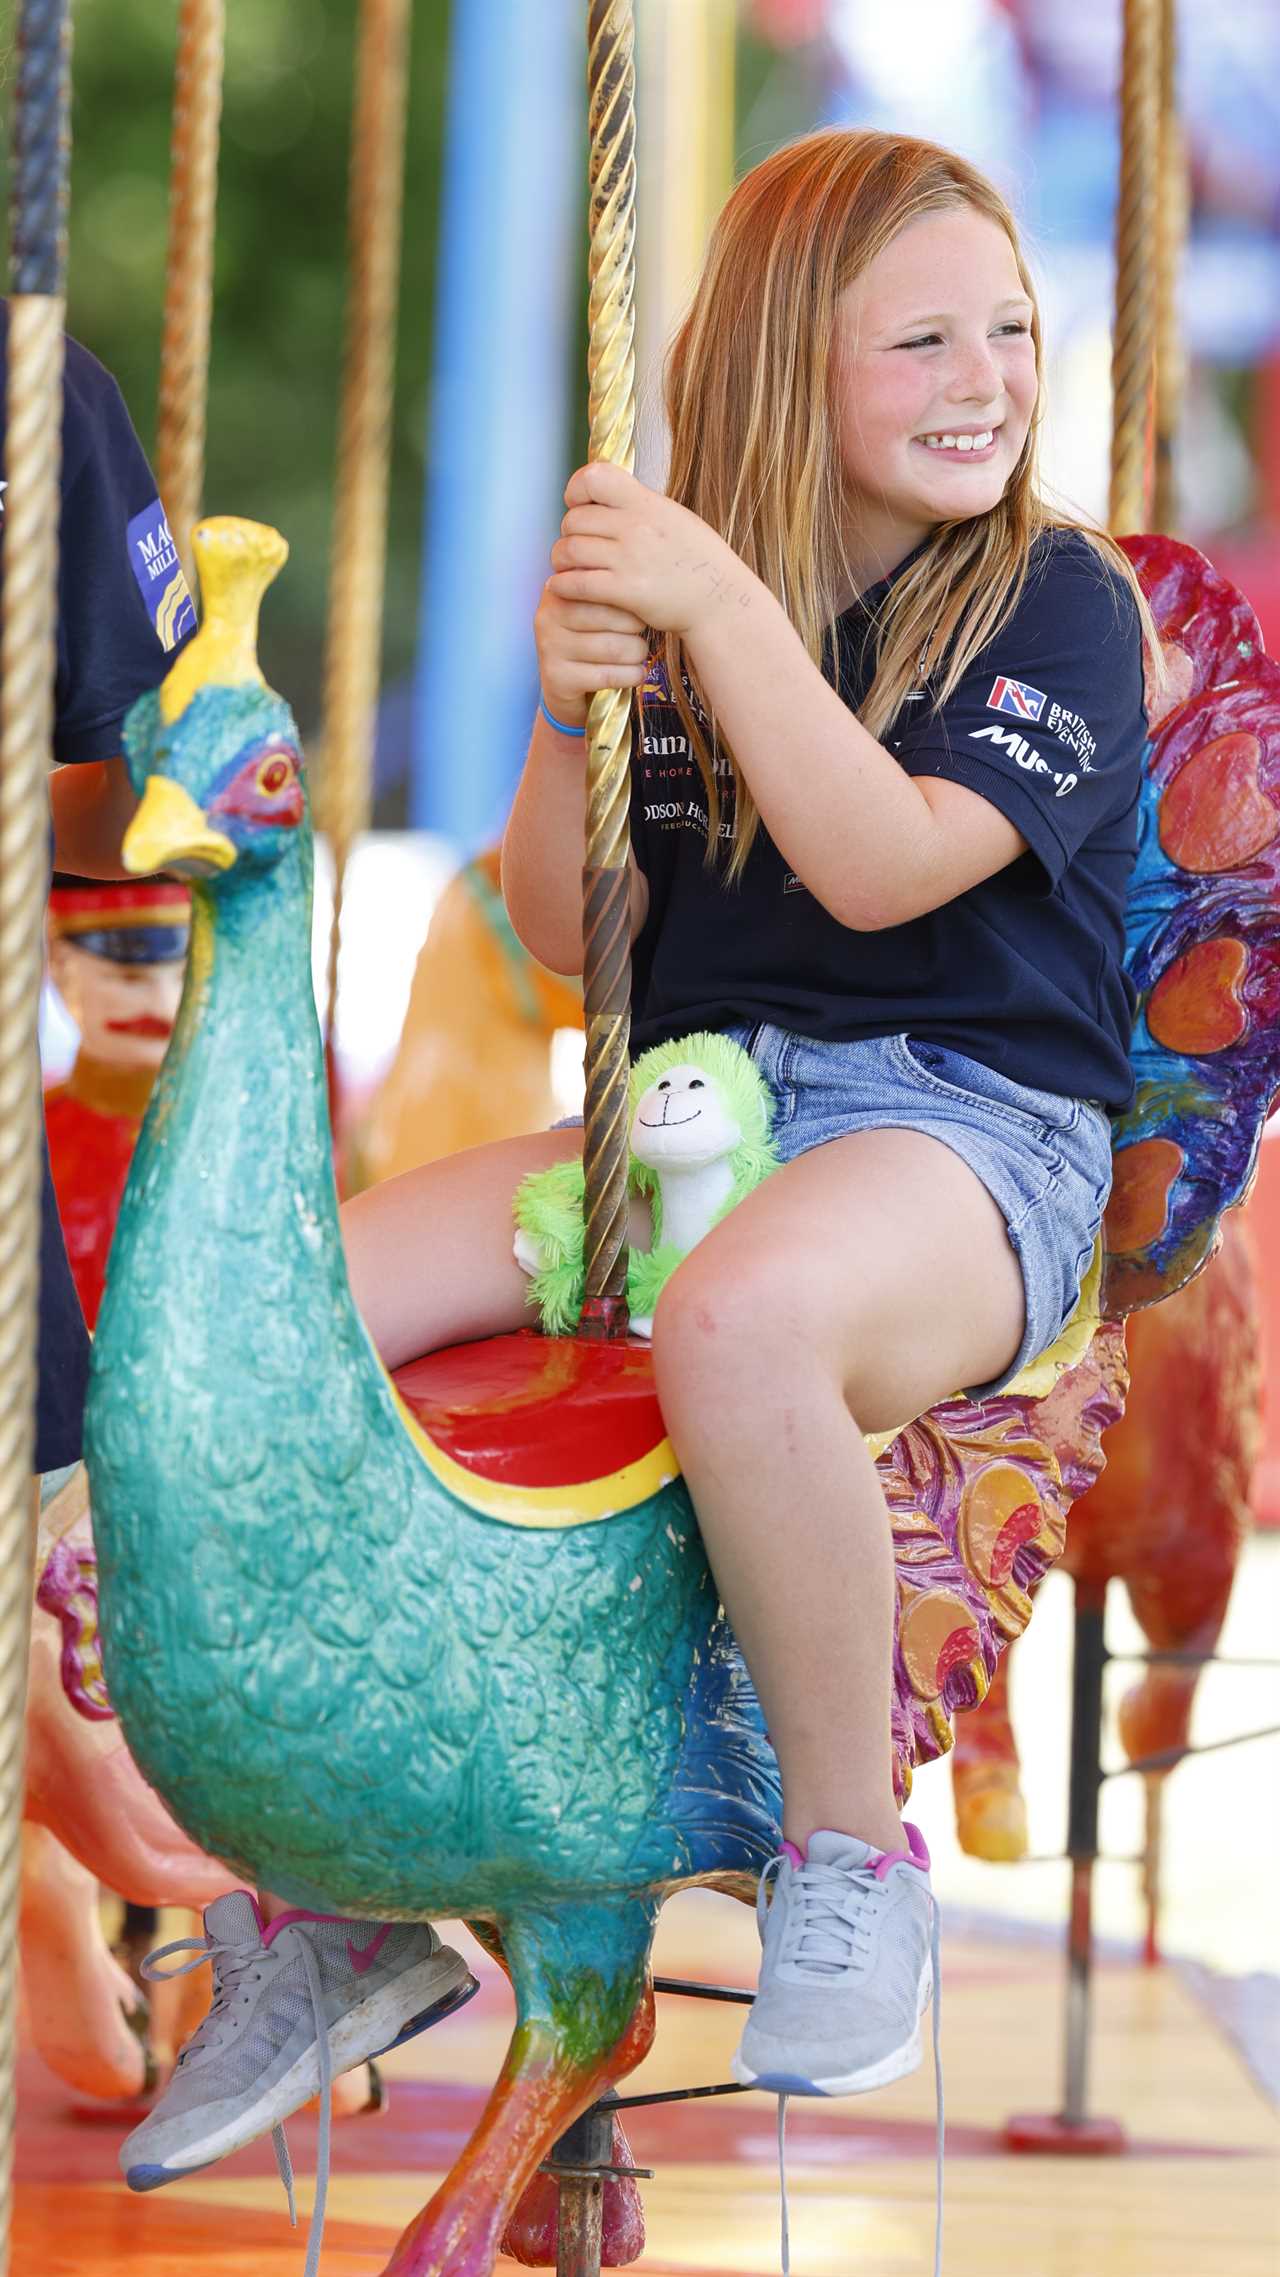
[341,1127,585,1370]
[651,1126,1026,1857]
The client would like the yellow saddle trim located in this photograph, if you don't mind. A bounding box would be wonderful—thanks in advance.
[382,1237,1104,1528]
[385,1364,680,1530]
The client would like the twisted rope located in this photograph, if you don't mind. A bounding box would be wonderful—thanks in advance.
[156,0,225,588]
[581,0,638,1326]
[1108,0,1162,535]
[1152,0,1186,536]
[1,9,71,2266]
[316,0,412,1069]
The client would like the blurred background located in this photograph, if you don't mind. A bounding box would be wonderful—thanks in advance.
[12,0,1280,2023]
[7,0,1275,834]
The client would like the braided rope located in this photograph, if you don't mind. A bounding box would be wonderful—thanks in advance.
[1108,0,1162,535]
[0,13,71,2265]
[581,0,638,1325]
[1152,0,1186,536]
[316,0,412,1064]
[156,0,225,587]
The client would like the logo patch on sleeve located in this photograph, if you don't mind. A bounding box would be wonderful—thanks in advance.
[987,674,1047,722]
[126,500,197,652]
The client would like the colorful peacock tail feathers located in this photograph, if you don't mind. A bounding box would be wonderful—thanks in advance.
[159,517,290,725]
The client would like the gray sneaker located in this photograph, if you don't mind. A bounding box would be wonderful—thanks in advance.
[731,1824,937,2095]
[120,1890,477,2271]
[733,1826,944,2277]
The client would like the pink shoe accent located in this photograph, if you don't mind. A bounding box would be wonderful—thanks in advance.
[796,1826,932,1880]
[260,1906,348,1947]
[346,1924,394,1976]
[873,1823,932,1882]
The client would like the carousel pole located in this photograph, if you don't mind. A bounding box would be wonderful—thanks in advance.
[1043,0,1164,2147]
[315,0,413,1090]
[1108,0,1162,534]
[1151,0,1186,537]
[634,0,735,483]
[579,0,639,1338]
[0,6,71,2269]
[155,0,225,586]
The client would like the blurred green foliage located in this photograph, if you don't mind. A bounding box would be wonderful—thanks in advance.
[3,0,452,734]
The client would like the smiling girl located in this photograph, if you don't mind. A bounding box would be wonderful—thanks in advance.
[124,132,1151,2229]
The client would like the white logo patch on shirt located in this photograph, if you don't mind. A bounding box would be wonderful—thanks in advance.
[969,723,1078,797]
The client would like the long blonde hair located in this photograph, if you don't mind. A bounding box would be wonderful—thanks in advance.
[660,128,1156,878]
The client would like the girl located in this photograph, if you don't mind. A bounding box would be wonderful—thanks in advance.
[124,126,1148,2195]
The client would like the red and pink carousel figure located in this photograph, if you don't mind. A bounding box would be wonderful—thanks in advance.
[44,876,192,1330]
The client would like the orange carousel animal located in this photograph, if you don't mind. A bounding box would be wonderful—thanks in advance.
[351,845,582,1187]
[953,1216,1260,1858]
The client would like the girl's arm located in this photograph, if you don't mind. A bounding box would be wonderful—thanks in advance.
[552,463,1025,932]
[48,756,142,879]
[502,575,651,974]
[686,572,1024,930]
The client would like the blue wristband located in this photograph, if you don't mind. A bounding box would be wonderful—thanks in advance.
[539,696,587,738]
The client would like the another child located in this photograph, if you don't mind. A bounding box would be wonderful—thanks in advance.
[127,126,1147,2212]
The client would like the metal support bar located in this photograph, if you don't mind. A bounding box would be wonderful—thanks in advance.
[1102,1725,1280,1779]
[547,2100,618,2277]
[652,1974,754,2005]
[1063,1584,1107,2129]
[1105,1650,1280,1671]
[609,2078,751,2111]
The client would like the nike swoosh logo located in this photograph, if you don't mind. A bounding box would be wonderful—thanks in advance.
[347,1925,393,1976]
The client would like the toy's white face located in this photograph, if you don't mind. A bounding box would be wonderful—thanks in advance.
[630,1064,741,1172]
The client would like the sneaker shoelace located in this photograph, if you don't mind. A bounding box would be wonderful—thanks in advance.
[145,1928,334,2277]
[758,1855,945,2277]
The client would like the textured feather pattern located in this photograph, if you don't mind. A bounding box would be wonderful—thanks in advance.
[1105,536,1280,1313]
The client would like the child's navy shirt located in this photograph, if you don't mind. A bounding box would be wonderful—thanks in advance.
[629,528,1144,1111]
[0,305,193,1469]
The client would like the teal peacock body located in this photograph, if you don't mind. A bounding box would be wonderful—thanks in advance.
[86,666,780,1927]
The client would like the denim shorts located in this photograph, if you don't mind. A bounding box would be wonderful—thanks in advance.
[560,1022,1115,1400]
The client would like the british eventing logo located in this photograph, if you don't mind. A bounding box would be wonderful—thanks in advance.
[987,675,1047,722]
[126,499,196,652]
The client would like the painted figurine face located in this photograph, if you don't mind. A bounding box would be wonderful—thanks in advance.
[831,205,1039,586]
[48,937,186,1072]
[630,1065,741,1172]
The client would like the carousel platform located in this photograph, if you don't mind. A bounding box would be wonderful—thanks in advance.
[15,1874,1278,2277]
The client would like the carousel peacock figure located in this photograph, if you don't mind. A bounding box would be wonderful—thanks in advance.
[83,515,1280,2277]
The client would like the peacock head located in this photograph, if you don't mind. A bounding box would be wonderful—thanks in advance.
[121,517,306,885]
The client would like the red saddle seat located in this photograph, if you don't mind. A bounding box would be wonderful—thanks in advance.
[393,1330,670,1492]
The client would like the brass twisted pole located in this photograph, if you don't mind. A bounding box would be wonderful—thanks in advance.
[1108,0,1162,533]
[156,0,225,586]
[316,0,413,1073]
[580,0,638,1331]
[1152,0,1186,535]
[0,9,71,2269]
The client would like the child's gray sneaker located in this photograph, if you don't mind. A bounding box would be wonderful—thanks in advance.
[731,1823,936,2094]
[733,1824,944,2277]
[120,1891,477,2277]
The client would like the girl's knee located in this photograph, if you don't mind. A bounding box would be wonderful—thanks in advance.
[651,1249,793,1402]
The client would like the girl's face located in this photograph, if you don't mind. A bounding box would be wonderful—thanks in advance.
[831,205,1039,591]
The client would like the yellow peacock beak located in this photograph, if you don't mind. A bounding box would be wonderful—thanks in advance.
[123,776,236,877]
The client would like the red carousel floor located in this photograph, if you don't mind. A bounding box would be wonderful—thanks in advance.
[15,1878,1278,2277]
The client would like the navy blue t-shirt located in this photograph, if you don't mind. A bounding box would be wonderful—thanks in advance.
[629,527,1145,1111]
[0,305,193,1468]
